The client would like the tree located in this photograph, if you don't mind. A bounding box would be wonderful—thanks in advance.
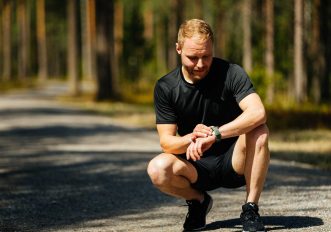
[213,0,226,58]
[309,0,325,103]
[265,0,275,104]
[113,0,122,94]
[2,0,12,80]
[294,0,306,102]
[167,0,184,69]
[17,0,29,80]
[320,0,331,101]
[242,0,252,73]
[36,0,48,81]
[81,0,96,89]
[95,0,115,100]
[67,0,79,95]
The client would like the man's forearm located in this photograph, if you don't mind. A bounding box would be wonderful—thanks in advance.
[159,133,193,155]
[219,107,266,139]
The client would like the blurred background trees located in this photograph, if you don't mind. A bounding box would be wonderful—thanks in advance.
[0,0,330,106]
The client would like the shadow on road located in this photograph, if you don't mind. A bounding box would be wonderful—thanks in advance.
[204,216,324,231]
[0,149,171,231]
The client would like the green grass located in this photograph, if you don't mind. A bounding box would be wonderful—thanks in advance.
[0,79,38,93]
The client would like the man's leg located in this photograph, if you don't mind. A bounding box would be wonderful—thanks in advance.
[232,124,270,232]
[147,153,203,201]
[232,124,270,203]
[147,153,213,231]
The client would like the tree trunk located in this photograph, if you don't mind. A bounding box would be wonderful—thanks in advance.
[36,0,47,81]
[2,0,12,80]
[155,10,167,75]
[265,0,275,104]
[167,0,183,69]
[95,0,114,101]
[213,0,225,58]
[294,0,306,102]
[195,0,203,19]
[67,0,79,95]
[113,0,123,95]
[17,0,29,80]
[310,0,324,103]
[81,0,96,88]
[242,0,252,73]
[320,0,330,101]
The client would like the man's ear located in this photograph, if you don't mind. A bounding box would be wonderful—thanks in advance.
[176,43,181,55]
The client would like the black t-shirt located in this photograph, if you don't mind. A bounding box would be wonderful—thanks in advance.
[154,57,255,155]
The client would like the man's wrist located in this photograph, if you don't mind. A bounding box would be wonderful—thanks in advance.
[210,126,222,142]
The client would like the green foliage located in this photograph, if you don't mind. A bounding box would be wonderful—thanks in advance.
[121,1,145,82]
[249,66,284,102]
[46,0,68,77]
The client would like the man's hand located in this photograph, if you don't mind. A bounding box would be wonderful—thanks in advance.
[191,124,213,142]
[186,135,215,161]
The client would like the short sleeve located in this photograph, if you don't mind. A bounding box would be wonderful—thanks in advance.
[154,81,177,124]
[226,64,255,103]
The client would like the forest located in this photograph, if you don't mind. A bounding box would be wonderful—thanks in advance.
[0,0,330,129]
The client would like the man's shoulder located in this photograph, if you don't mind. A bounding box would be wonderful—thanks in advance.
[156,67,181,90]
[209,57,231,77]
[211,58,246,73]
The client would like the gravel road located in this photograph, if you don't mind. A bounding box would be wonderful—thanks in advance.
[0,84,330,232]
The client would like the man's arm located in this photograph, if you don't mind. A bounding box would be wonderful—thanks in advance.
[218,93,267,138]
[156,124,192,154]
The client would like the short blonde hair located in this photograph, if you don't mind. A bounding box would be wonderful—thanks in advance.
[177,19,214,48]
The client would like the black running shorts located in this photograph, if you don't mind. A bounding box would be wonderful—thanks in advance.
[179,139,246,191]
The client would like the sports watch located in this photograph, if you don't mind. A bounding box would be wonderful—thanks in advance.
[210,126,222,142]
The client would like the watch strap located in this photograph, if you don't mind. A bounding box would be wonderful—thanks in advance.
[210,126,222,142]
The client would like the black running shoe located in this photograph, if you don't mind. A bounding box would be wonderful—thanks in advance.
[183,192,213,231]
[240,202,266,232]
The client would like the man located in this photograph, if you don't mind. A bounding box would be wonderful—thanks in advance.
[147,19,270,232]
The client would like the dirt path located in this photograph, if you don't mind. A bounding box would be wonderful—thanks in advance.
[0,84,330,232]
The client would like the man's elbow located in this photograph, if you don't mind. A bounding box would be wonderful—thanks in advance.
[257,107,267,125]
[159,139,170,153]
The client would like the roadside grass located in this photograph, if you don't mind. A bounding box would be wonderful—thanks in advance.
[57,92,156,129]
[0,79,38,93]
[270,130,331,170]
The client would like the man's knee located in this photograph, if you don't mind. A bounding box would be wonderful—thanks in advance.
[247,124,269,150]
[147,153,174,187]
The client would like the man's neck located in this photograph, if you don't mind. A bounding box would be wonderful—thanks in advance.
[181,66,195,84]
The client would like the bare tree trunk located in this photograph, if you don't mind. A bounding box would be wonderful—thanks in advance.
[82,0,96,90]
[36,0,47,81]
[17,0,28,80]
[195,0,203,19]
[155,11,167,75]
[310,0,324,103]
[320,0,330,101]
[80,0,88,79]
[294,0,306,102]
[167,0,183,69]
[143,2,153,42]
[67,0,79,95]
[213,0,225,58]
[2,0,11,80]
[265,0,275,104]
[242,0,252,73]
[113,0,123,95]
[95,0,115,101]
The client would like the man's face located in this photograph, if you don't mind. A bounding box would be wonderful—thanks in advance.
[176,36,213,84]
